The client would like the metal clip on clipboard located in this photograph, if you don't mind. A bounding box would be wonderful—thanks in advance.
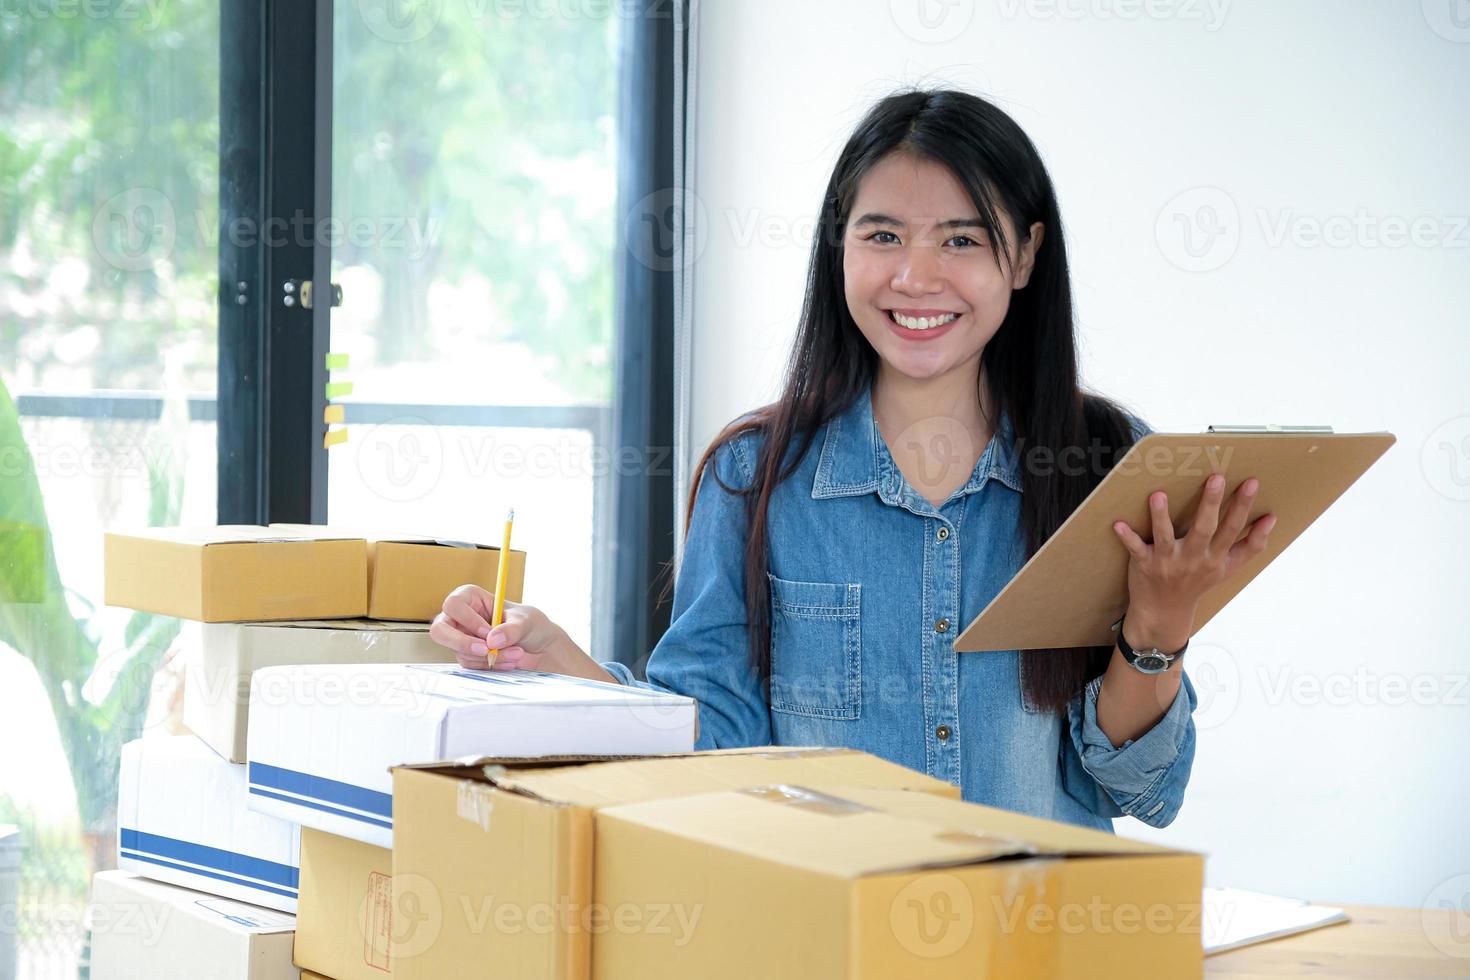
[1206,424,1334,433]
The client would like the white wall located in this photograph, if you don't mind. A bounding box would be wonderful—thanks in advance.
[681,0,1470,909]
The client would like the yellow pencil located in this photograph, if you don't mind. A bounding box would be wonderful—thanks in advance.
[488,508,514,660]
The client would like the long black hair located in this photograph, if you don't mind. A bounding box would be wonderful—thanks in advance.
[683,87,1143,715]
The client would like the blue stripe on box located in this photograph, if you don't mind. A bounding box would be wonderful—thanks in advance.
[118,829,299,894]
[248,788,393,830]
[248,761,393,818]
[120,851,299,901]
[120,846,298,899]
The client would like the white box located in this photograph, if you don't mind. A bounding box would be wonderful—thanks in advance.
[118,736,301,913]
[89,870,297,980]
[245,663,697,847]
[185,618,456,762]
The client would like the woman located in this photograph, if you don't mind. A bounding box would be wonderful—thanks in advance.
[430,88,1275,832]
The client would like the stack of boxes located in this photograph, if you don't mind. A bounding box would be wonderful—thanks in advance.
[88,525,1208,979]
[87,525,683,978]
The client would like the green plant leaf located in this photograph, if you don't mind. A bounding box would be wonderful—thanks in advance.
[0,376,185,834]
[0,379,93,683]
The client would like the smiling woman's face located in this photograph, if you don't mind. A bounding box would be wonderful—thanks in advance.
[842,152,1043,386]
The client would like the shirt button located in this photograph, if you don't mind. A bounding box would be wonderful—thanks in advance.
[936,724,951,740]
[935,618,950,633]
[937,526,950,541]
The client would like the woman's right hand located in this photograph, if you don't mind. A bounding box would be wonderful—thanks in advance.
[431,585,620,685]
[430,584,566,672]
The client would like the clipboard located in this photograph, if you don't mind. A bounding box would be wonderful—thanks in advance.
[952,426,1396,652]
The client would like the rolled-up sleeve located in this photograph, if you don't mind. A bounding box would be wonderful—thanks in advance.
[1062,671,1198,828]
[597,659,640,686]
[598,433,771,750]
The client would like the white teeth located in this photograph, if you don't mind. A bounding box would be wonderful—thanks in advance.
[892,311,959,331]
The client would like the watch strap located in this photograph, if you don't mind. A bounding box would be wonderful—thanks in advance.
[1115,617,1189,664]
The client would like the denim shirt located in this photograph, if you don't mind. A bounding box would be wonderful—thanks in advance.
[600,387,1198,832]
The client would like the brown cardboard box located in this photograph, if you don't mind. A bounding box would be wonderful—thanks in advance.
[269,526,527,622]
[594,785,1205,979]
[103,526,367,622]
[388,747,961,980]
[366,537,526,622]
[185,619,457,763]
[294,829,394,980]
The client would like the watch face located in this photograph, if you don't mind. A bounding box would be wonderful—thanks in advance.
[1136,653,1171,673]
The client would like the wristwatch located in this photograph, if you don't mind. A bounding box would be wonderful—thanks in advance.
[1114,617,1188,675]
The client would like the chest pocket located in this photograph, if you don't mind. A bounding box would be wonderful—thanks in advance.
[767,575,862,720]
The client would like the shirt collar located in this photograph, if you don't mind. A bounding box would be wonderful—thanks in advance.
[811,384,1023,504]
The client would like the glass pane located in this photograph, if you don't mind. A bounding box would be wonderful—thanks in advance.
[0,2,219,975]
[329,421,599,644]
[328,5,620,652]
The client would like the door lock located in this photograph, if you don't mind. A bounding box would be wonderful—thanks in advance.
[282,279,343,309]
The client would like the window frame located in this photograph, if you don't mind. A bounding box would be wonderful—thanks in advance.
[218,0,332,525]
[214,0,684,668]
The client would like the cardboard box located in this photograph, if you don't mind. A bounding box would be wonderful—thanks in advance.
[104,526,368,622]
[593,785,1204,979]
[186,620,457,763]
[388,747,962,980]
[269,525,528,622]
[119,735,302,913]
[245,664,697,848]
[367,536,527,622]
[89,870,298,980]
[293,829,394,980]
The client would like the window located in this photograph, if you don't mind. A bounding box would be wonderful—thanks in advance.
[1,1,220,974]
[326,2,621,652]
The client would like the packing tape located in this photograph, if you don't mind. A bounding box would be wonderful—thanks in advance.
[739,784,872,816]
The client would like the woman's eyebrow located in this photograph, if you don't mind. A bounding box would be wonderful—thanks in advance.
[851,213,988,230]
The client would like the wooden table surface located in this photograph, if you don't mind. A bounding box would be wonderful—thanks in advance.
[1206,904,1469,978]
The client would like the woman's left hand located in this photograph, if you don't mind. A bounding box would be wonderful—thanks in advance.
[1111,474,1278,638]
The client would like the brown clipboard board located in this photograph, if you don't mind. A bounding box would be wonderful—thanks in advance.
[952,428,1397,652]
